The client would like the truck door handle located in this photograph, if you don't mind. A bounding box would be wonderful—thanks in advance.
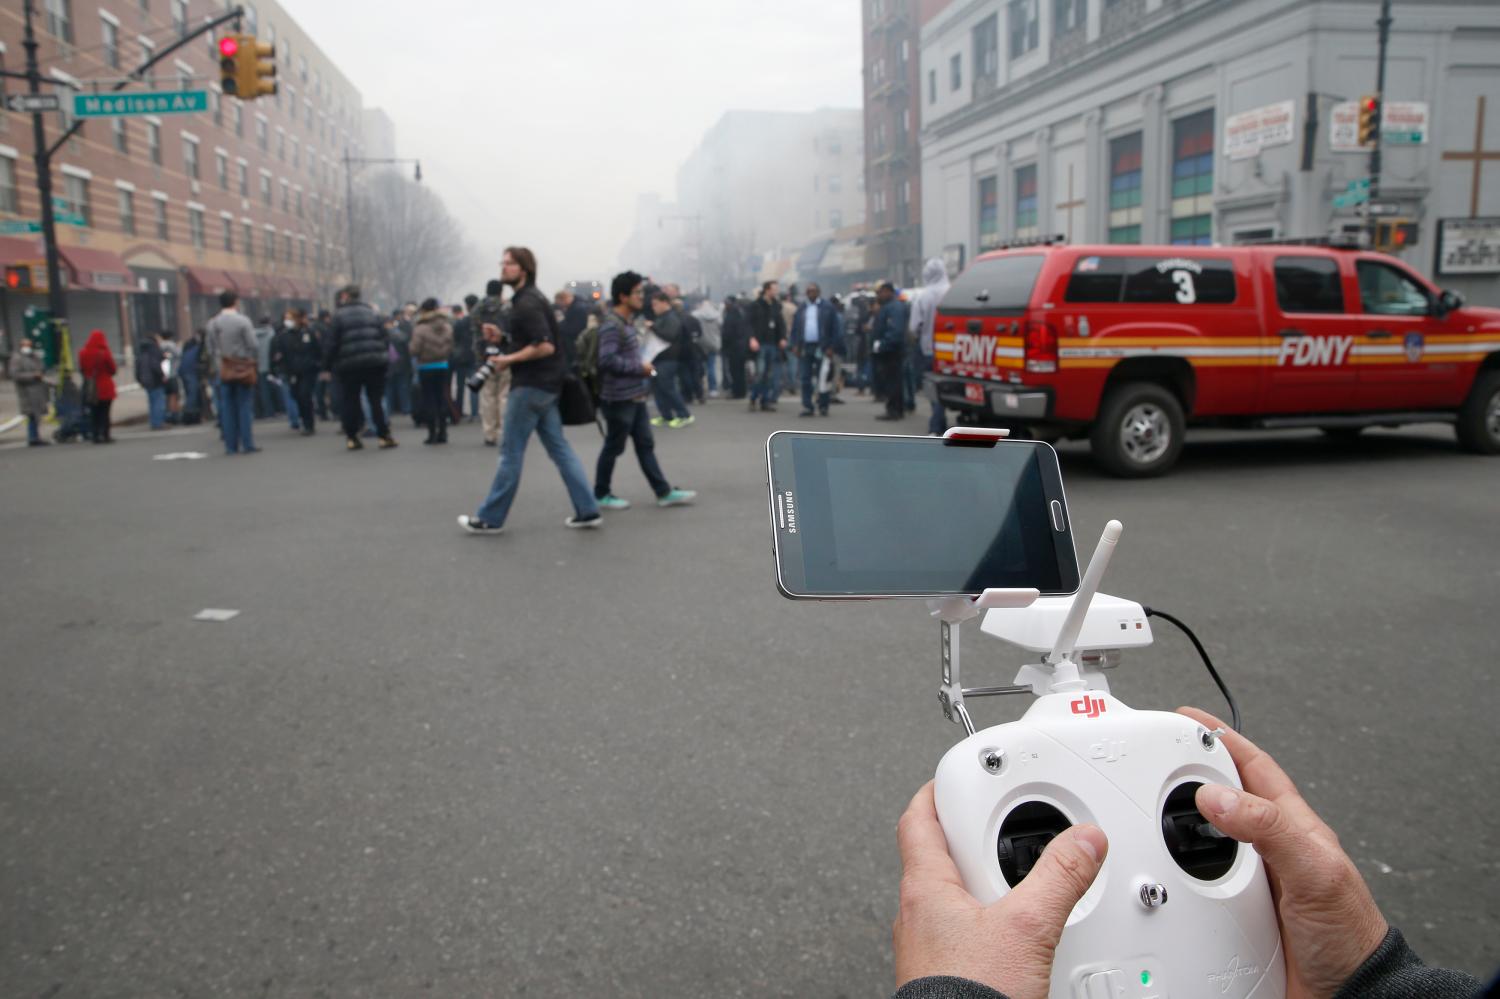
[1277,328,1306,338]
[1366,329,1393,339]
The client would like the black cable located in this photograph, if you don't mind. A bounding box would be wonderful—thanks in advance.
[1143,607,1242,734]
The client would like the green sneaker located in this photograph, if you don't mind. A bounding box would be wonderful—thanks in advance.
[598,494,632,511]
[677,415,696,427]
[657,488,697,508]
[649,416,666,427]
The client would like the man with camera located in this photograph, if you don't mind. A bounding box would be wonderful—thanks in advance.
[458,247,600,534]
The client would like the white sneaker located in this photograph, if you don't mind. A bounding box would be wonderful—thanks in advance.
[565,514,603,529]
[457,514,504,535]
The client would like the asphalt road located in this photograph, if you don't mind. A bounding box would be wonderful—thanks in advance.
[2,395,1496,997]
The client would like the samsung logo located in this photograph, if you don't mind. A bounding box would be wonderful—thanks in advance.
[783,490,797,534]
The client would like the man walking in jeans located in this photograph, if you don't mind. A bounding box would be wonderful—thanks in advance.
[593,271,697,512]
[324,285,397,451]
[458,247,600,535]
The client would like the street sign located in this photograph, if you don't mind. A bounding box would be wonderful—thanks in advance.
[1366,202,1403,217]
[5,93,61,113]
[72,90,209,118]
[1333,179,1371,209]
[0,220,43,234]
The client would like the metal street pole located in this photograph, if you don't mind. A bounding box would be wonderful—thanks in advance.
[343,151,357,286]
[22,0,67,326]
[1368,0,1392,209]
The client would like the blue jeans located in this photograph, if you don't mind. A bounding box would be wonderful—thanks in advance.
[920,349,947,435]
[475,386,599,527]
[751,347,781,406]
[652,359,691,421]
[221,381,256,453]
[595,398,671,499]
[798,351,832,413]
[704,350,720,392]
[277,376,300,428]
[147,386,167,429]
[27,413,41,443]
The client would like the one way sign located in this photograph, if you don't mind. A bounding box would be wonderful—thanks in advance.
[5,93,62,113]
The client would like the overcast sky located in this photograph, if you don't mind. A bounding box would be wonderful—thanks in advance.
[280,0,863,296]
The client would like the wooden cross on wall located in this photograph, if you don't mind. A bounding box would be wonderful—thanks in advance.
[1056,164,1085,240]
[1442,95,1500,218]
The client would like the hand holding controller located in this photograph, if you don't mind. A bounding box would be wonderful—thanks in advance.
[896,709,1391,999]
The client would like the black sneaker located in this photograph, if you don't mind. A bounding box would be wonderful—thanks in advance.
[457,515,503,535]
[347,437,364,450]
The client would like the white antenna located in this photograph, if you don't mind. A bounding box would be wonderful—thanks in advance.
[1045,520,1123,690]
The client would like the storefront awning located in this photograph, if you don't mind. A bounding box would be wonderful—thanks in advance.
[224,270,263,299]
[181,265,237,297]
[816,239,869,276]
[796,239,833,271]
[59,246,136,293]
[0,235,44,267]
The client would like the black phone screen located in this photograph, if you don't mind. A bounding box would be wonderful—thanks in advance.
[768,433,1078,597]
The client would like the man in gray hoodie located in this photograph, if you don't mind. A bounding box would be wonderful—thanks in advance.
[907,257,952,436]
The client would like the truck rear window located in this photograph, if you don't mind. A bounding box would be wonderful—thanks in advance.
[1065,255,1237,304]
[941,255,1045,314]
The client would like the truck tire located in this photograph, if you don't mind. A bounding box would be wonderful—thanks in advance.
[1090,382,1186,477]
[1455,369,1500,454]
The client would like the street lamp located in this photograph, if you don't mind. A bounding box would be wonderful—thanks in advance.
[342,151,422,286]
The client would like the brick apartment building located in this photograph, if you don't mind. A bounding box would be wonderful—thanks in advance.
[0,0,368,361]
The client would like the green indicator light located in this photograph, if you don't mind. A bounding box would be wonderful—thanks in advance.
[1140,971,1152,986]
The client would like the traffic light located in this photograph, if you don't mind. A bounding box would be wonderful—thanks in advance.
[1374,219,1419,252]
[218,36,240,97]
[5,264,31,290]
[1357,94,1381,147]
[222,35,276,101]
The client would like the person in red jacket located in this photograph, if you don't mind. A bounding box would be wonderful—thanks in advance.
[78,330,118,444]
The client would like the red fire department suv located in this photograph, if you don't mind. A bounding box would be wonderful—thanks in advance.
[927,240,1500,476]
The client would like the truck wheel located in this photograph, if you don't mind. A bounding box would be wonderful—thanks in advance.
[1455,370,1500,454]
[1091,382,1185,477]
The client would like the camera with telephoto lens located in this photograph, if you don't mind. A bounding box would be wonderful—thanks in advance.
[465,363,494,393]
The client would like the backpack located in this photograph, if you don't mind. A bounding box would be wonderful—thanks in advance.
[575,320,601,400]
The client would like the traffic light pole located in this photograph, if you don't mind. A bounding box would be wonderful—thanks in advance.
[1368,0,1392,207]
[342,154,422,288]
[13,2,244,347]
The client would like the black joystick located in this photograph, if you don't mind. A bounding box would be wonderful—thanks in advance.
[1161,781,1238,881]
[997,801,1073,887]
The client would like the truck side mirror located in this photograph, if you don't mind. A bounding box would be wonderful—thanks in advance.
[1436,289,1464,319]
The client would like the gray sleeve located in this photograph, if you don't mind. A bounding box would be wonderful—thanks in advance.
[892,977,1008,999]
[1333,927,1484,999]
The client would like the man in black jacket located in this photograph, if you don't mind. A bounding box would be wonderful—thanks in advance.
[720,296,750,400]
[648,292,693,427]
[747,281,787,412]
[449,302,477,424]
[323,285,396,450]
[272,307,323,436]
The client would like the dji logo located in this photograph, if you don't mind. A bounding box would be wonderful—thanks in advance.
[1070,695,1106,719]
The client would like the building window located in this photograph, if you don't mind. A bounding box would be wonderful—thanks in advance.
[830,208,843,229]
[170,0,186,36]
[949,53,961,92]
[1014,164,1038,238]
[263,229,274,258]
[928,68,936,105]
[222,216,233,251]
[277,128,285,160]
[243,221,254,257]
[64,174,91,227]
[295,189,302,217]
[829,174,842,194]
[243,2,257,34]
[1108,132,1143,243]
[283,232,292,262]
[101,16,119,68]
[280,182,289,213]
[148,121,161,164]
[210,89,221,127]
[1009,0,1040,58]
[291,137,300,168]
[46,0,73,43]
[111,118,128,153]
[256,117,268,150]
[154,197,168,239]
[189,206,204,248]
[260,173,271,206]
[231,102,243,137]
[1170,109,1214,245]
[182,137,198,179]
[0,155,17,213]
[978,175,1000,249]
[216,150,228,189]
[237,161,248,196]
[1054,0,1087,33]
[974,14,998,91]
[118,188,135,235]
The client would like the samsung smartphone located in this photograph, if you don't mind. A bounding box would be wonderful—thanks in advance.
[767,432,1079,599]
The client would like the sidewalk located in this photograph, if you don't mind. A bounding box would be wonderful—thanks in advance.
[0,380,150,438]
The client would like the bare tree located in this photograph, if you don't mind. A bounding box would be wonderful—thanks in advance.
[350,170,471,306]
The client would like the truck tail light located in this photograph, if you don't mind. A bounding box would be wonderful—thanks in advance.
[1024,319,1058,374]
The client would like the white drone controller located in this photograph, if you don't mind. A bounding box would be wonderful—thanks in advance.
[928,521,1286,999]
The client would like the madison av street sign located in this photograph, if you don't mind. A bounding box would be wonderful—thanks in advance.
[5,93,62,113]
[73,90,209,118]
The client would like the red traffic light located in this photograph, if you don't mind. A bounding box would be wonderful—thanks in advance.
[5,268,21,289]
[1362,97,1378,111]
[219,36,239,58]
